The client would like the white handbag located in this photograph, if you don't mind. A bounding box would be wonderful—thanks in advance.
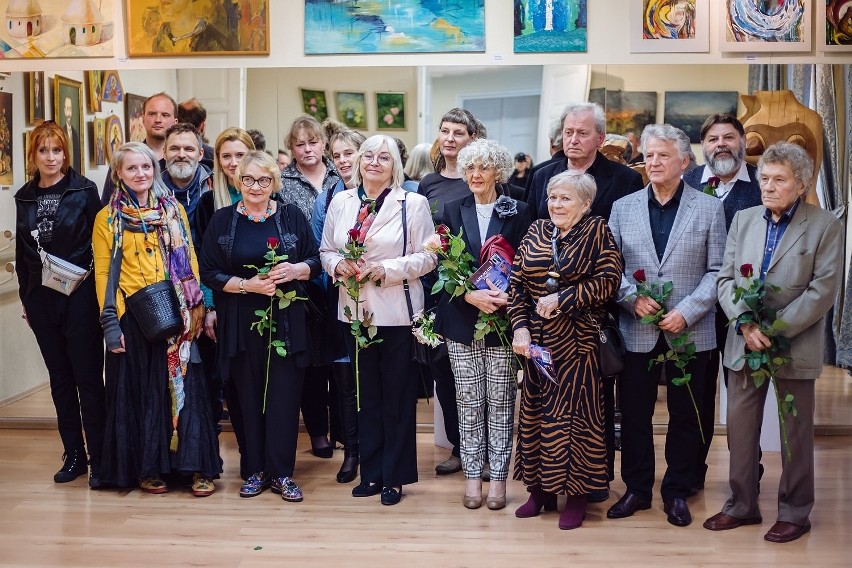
[33,230,91,296]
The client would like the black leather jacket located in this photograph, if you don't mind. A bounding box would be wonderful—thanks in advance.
[14,168,102,301]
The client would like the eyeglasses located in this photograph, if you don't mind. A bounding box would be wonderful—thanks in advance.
[241,175,273,188]
[362,153,392,165]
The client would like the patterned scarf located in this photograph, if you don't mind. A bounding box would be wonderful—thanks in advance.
[108,185,204,452]
[352,186,393,244]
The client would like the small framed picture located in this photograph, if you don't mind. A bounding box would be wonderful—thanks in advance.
[24,131,33,183]
[629,0,710,53]
[375,92,406,130]
[105,115,124,164]
[300,89,328,122]
[85,71,103,113]
[818,1,852,51]
[335,92,367,130]
[53,75,85,175]
[25,71,45,126]
[125,93,147,142]
[90,118,107,166]
[101,70,123,103]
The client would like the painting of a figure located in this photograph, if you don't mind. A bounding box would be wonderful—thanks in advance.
[305,0,484,54]
[0,0,114,58]
[820,0,852,49]
[26,71,45,125]
[643,0,696,39]
[53,76,84,175]
[106,115,123,163]
[514,0,587,52]
[126,0,269,56]
[0,92,12,185]
[91,117,107,166]
[722,0,812,51]
[125,93,147,143]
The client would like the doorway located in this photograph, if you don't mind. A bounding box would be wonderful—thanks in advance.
[461,94,540,161]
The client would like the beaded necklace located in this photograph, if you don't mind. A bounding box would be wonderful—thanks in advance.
[238,200,273,223]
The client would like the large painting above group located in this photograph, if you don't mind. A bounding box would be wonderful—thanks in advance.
[304,0,485,54]
[513,0,587,52]
[0,0,113,58]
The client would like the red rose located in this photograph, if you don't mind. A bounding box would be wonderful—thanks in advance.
[267,237,279,249]
[739,263,753,278]
[436,224,450,236]
[633,268,646,283]
[348,228,360,241]
[707,176,720,187]
[440,235,449,252]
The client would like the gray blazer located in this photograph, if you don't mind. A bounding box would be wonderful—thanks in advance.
[610,184,727,353]
[718,202,843,380]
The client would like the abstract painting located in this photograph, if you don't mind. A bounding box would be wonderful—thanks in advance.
[125,0,269,56]
[664,91,739,143]
[305,0,485,54]
[335,92,367,130]
[375,92,405,130]
[0,0,114,58]
[817,0,852,51]
[629,0,710,52]
[720,0,812,52]
[125,93,146,143]
[588,89,658,135]
[514,0,587,53]
[105,115,123,163]
[53,76,84,174]
[300,89,329,122]
[0,92,11,185]
[25,71,45,125]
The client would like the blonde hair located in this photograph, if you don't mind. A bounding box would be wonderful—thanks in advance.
[212,127,255,210]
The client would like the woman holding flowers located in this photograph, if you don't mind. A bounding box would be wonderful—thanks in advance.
[200,150,320,502]
[320,135,436,506]
[433,139,531,511]
[509,171,622,530]
[704,142,842,543]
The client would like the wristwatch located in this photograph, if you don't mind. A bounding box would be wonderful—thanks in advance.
[238,278,247,294]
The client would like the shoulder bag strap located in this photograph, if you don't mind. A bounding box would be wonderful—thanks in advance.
[400,196,415,321]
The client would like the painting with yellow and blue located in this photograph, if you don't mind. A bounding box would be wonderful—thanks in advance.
[304,0,484,54]
[513,0,587,53]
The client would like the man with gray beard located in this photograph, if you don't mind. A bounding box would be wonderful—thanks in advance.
[163,122,213,244]
[683,114,761,495]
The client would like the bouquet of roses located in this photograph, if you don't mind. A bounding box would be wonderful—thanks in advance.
[632,268,673,325]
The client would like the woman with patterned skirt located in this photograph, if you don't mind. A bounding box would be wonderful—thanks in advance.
[509,171,623,529]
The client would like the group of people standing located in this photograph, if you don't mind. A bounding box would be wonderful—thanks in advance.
[15,94,840,542]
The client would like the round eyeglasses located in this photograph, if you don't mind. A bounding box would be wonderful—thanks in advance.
[241,175,274,188]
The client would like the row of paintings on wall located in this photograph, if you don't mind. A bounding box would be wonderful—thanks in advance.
[301,89,407,131]
[0,1,847,59]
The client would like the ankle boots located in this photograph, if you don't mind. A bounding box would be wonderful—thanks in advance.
[514,485,557,518]
[54,449,88,483]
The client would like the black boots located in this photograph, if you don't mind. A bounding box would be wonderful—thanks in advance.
[54,449,88,483]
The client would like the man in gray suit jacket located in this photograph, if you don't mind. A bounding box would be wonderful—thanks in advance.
[607,124,726,527]
[704,143,842,543]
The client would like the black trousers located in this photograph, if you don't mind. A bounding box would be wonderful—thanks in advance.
[429,344,461,457]
[346,326,418,487]
[619,334,709,501]
[24,279,105,466]
[301,364,332,440]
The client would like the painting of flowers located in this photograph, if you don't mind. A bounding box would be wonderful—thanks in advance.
[335,92,367,130]
[375,93,405,131]
[300,89,329,122]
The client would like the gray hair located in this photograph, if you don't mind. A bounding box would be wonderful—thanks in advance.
[548,118,563,148]
[110,142,171,200]
[457,139,514,184]
[758,142,814,193]
[546,171,598,213]
[351,135,404,188]
[404,142,434,181]
[236,150,283,193]
[560,102,606,135]
[640,124,691,159]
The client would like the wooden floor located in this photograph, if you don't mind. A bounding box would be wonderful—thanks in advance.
[0,429,850,567]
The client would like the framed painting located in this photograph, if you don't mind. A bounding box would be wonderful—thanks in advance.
[125,93,147,143]
[53,76,84,175]
[335,92,367,130]
[629,0,709,53]
[106,115,124,164]
[0,0,114,59]
[101,71,123,103]
[125,0,270,56]
[588,89,657,135]
[514,0,587,53]
[0,92,11,186]
[664,91,739,143]
[305,0,484,54]
[90,118,107,166]
[300,89,328,122]
[25,71,45,126]
[720,0,812,52]
[23,131,32,183]
[375,92,406,131]
[86,71,103,113]
[818,1,852,51]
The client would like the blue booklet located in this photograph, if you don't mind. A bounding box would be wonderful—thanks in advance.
[469,252,511,292]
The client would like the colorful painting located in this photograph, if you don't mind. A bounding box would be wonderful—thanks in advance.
[818,0,852,50]
[25,71,45,125]
[91,118,107,166]
[721,0,812,52]
[664,91,739,143]
[106,115,124,164]
[0,92,11,185]
[100,70,123,103]
[125,0,269,56]
[0,0,114,58]
[375,92,405,130]
[53,76,84,175]
[305,0,485,54]
[300,89,328,122]
[514,0,587,53]
[588,89,658,135]
[125,93,147,143]
[630,0,709,52]
[86,71,102,113]
[335,92,367,130]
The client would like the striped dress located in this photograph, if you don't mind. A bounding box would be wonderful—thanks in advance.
[508,216,623,495]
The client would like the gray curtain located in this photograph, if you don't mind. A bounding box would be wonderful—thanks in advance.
[747,64,784,93]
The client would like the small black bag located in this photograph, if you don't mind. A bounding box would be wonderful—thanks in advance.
[592,313,625,377]
[125,280,184,342]
[400,197,431,366]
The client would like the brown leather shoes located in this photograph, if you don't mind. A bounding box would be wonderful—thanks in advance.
[764,521,811,543]
[703,512,762,531]
[606,493,651,519]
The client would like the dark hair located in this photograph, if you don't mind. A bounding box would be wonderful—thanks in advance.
[177,98,207,128]
[435,108,479,173]
[165,122,203,150]
[394,137,409,166]
[143,92,178,117]
[699,113,745,141]
[247,129,266,152]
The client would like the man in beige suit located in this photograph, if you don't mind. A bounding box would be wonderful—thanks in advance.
[704,143,843,543]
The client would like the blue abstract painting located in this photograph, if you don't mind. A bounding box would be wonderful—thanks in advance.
[304,0,485,54]
[513,0,587,53]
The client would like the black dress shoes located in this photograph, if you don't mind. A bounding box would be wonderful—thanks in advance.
[606,493,651,519]
[351,481,382,497]
[336,456,359,484]
[381,486,402,506]
[54,450,88,483]
[663,497,692,527]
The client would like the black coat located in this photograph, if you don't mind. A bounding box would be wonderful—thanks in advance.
[14,168,101,301]
[433,195,532,347]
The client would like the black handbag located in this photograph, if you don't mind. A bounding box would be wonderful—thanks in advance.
[592,312,625,377]
[400,196,431,366]
[125,280,184,342]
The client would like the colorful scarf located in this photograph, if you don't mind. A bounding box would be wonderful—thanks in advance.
[352,186,393,244]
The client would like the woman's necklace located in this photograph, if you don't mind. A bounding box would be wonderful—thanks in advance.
[544,225,561,294]
[238,200,273,223]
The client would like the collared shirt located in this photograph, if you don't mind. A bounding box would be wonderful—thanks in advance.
[760,199,800,280]
[699,160,751,201]
[648,181,684,261]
